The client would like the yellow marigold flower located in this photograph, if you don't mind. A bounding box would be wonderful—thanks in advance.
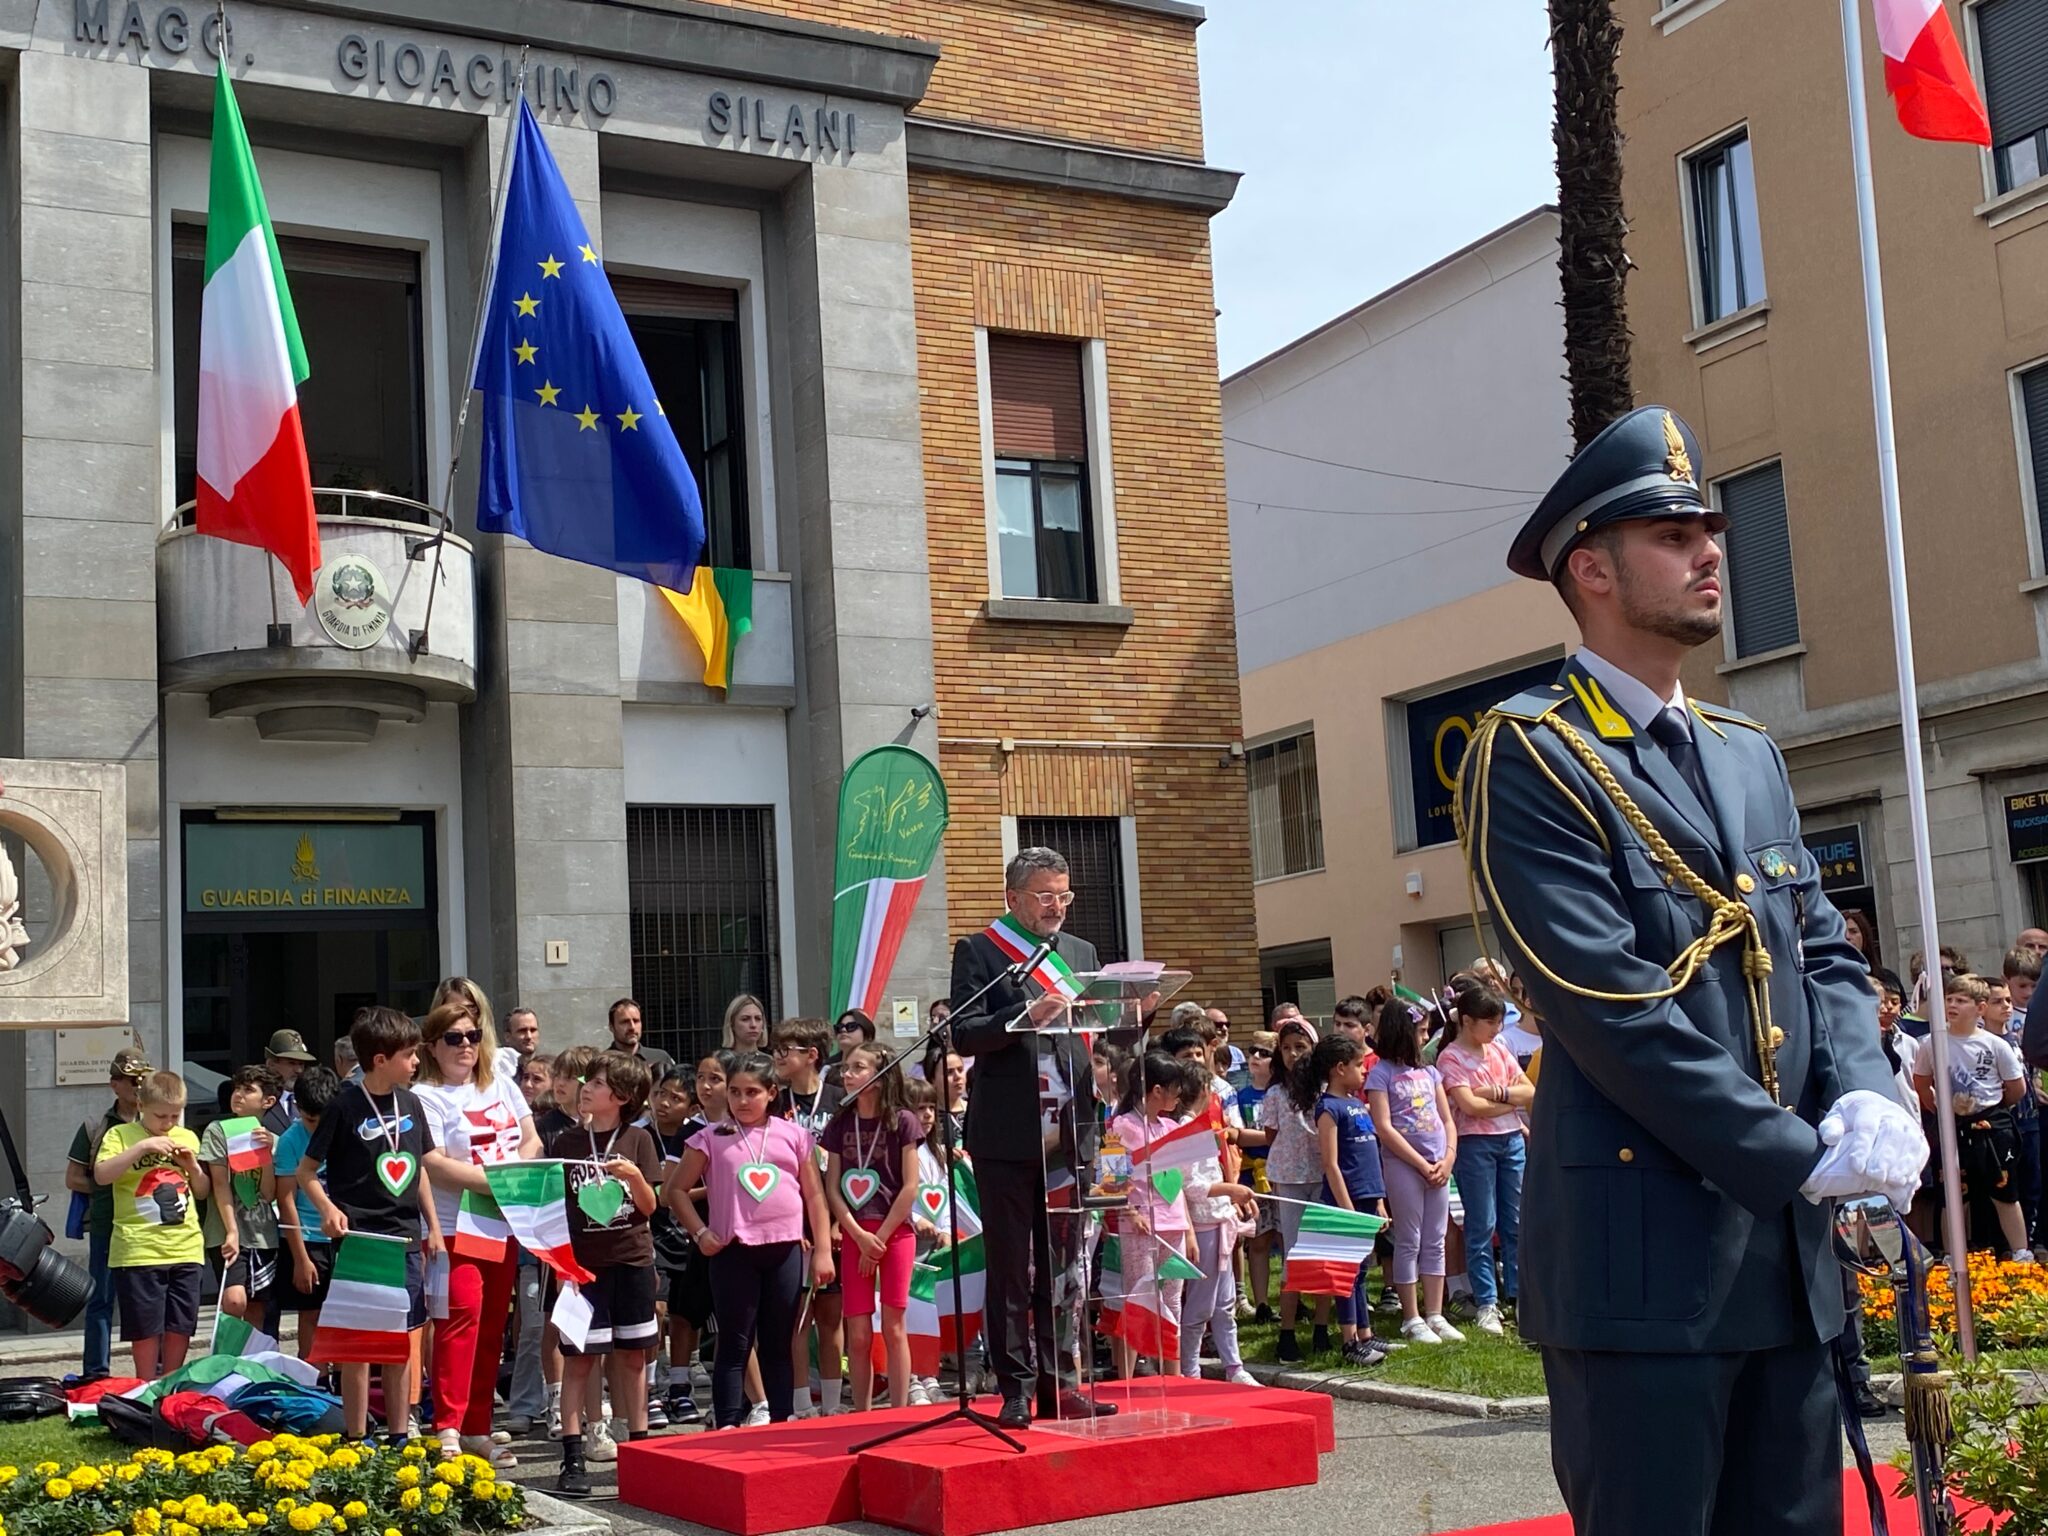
[172,1521,199,1536]
[0,1467,17,1483]
[385,1527,401,1536]
[46,1478,73,1499]
[425,1501,445,1518]
[433,1462,463,1486]
[245,1514,265,1528]
[339,1505,365,1521]
[34,1463,58,1478]
[394,1468,419,1489]
[71,1466,102,1489]
[326,1451,359,1473]
[286,1511,319,1533]
[398,1491,420,1513]
[401,1446,425,1463]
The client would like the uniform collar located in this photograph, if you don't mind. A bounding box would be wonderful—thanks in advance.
[1574,646,1687,732]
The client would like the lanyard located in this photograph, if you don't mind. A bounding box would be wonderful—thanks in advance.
[586,1122,620,1177]
[847,1111,880,1173]
[736,1119,771,1169]
[366,1089,402,1155]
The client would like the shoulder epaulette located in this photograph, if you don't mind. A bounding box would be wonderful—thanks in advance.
[1692,700,1768,735]
[1487,684,1570,724]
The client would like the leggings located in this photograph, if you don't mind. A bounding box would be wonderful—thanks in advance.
[1382,1157,1451,1287]
[1178,1225,1241,1374]
[708,1240,803,1428]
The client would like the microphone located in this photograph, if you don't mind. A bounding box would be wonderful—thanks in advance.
[1008,935,1055,984]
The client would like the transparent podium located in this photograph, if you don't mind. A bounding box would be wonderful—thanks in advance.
[1006,963,1230,1439]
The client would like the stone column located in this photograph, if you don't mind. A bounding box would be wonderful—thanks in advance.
[780,142,949,1011]
[8,50,161,1198]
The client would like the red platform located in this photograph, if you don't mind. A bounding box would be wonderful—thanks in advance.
[616,1379,1328,1536]
[1445,1467,1997,1535]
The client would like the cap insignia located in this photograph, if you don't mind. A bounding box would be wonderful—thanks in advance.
[1663,412,1696,487]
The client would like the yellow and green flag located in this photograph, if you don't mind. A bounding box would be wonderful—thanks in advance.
[661,566,754,689]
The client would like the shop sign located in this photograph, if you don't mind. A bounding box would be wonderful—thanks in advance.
[312,553,394,651]
[2008,791,2048,865]
[1404,660,1559,848]
[1800,825,1866,892]
[186,822,425,912]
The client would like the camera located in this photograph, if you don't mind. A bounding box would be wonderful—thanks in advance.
[0,1100,92,1329]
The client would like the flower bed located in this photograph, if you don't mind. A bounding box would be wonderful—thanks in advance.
[0,1437,525,1536]
[1858,1250,2048,1355]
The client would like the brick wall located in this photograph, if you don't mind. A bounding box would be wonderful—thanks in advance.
[911,169,1260,1024]
[741,0,1206,158]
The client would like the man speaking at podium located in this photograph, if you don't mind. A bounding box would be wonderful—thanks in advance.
[950,846,1119,1430]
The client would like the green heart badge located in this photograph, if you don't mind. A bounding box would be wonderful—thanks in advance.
[918,1183,947,1221]
[841,1168,881,1209]
[738,1162,781,1203]
[577,1177,626,1226]
[375,1151,417,1198]
[1150,1168,1184,1204]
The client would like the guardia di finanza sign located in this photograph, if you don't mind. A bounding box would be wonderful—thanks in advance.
[185,822,426,913]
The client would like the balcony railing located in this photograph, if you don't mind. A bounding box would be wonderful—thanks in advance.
[157,489,477,743]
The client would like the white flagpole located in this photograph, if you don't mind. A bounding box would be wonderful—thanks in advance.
[1837,0,1974,1358]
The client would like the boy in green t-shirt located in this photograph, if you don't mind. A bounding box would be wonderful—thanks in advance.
[202,1065,282,1331]
[96,1070,210,1380]
[64,1045,146,1379]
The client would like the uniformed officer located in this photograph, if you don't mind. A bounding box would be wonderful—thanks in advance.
[1457,406,1927,1536]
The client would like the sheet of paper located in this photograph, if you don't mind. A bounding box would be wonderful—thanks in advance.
[551,1280,593,1351]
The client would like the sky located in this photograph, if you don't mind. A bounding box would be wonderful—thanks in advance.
[1199,1,1559,378]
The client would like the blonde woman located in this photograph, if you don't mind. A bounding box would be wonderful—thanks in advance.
[722,993,769,1051]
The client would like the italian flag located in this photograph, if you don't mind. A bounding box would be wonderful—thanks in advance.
[833,875,928,1020]
[1874,0,1991,145]
[1128,1116,1219,1177]
[1096,1232,1125,1338]
[905,1236,987,1376]
[476,1161,593,1285]
[1282,1204,1388,1298]
[1118,1263,1179,1361]
[311,1233,411,1364]
[208,1312,276,1359]
[217,1116,269,1174]
[454,1188,511,1264]
[985,913,1080,1003]
[196,66,319,604]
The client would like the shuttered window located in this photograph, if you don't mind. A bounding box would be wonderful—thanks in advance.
[1016,816,1128,964]
[2021,364,2048,572]
[1719,461,1800,658]
[1248,733,1325,881]
[989,335,1087,461]
[1979,0,2048,192]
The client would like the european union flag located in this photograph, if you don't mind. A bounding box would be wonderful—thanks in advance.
[473,100,705,591]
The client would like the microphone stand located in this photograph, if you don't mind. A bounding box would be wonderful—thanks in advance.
[851,955,1046,1455]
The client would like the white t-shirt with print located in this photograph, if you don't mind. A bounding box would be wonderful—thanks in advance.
[417,1075,531,1236]
[1914,1028,2022,1115]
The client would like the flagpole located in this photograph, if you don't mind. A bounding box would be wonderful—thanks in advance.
[1837,0,1974,1359]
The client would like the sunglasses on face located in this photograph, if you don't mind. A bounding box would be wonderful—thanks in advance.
[1248,1048,1273,1059]
[439,1030,482,1048]
[834,1023,865,1034]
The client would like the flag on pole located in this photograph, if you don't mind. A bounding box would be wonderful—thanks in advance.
[828,747,949,1019]
[479,1160,594,1284]
[474,99,706,592]
[1282,1204,1389,1297]
[906,1236,987,1376]
[1127,1117,1220,1178]
[208,1312,276,1359]
[196,66,319,603]
[660,566,755,689]
[310,1234,412,1364]
[1873,0,1991,144]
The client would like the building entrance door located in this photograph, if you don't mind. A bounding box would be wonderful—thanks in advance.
[180,813,439,1085]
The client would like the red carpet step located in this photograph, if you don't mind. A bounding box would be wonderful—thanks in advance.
[616,1379,1329,1536]
[1443,1467,1994,1535]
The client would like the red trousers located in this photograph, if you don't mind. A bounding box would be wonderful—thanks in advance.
[435,1252,516,1436]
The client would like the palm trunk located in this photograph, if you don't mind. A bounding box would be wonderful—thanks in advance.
[1549,0,1634,451]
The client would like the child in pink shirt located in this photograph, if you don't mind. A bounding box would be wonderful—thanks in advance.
[1108,1051,1199,1374]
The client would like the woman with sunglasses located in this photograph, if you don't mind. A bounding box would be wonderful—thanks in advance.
[824,1010,877,1087]
[417,997,540,1465]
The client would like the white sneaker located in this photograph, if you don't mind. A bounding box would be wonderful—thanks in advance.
[1426,1314,1465,1343]
[584,1422,618,1463]
[1475,1304,1504,1336]
[742,1402,770,1428]
[2016,1249,2038,1264]
[1400,1316,1442,1345]
[1224,1366,1259,1386]
[545,1400,563,1440]
[1234,1297,1256,1319]
[907,1381,931,1407]
[918,1377,942,1401]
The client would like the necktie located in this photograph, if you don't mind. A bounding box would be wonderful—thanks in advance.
[1648,705,1710,807]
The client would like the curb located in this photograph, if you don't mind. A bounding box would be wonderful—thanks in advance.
[521,1487,614,1536]
[1202,1359,1551,1421]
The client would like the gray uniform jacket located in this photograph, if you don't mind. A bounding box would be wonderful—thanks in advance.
[1458,657,1898,1353]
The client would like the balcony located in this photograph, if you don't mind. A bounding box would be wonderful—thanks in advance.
[158,490,478,743]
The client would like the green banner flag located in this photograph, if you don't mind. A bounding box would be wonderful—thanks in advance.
[828,746,949,1019]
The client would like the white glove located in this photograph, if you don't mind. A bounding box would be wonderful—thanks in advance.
[1800,1088,1928,1212]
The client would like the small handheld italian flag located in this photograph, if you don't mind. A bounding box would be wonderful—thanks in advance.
[217,1115,270,1206]
[466,1161,594,1285]
[1128,1117,1219,1178]
[310,1233,412,1365]
[906,1235,987,1376]
[1282,1204,1388,1298]
[209,1312,277,1360]
[984,913,1080,1004]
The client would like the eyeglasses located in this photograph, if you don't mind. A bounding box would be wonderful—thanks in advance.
[439,1030,482,1048]
[771,1043,810,1056]
[1023,890,1077,910]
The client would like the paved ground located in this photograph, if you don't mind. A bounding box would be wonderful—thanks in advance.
[496,1400,1918,1536]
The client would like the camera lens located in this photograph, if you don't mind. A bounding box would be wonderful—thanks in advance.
[2,1242,93,1328]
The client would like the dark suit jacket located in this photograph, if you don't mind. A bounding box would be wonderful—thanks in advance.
[1460,657,1898,1354]
[948,926,1101,1167]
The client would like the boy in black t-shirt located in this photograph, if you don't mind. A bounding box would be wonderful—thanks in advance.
[299,1006,443,1443]
[548,1052,660,1498]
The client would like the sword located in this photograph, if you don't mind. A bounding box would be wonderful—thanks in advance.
[1835,1194,1955,1536]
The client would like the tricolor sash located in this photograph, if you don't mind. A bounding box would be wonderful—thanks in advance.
[985,913,1081,1003]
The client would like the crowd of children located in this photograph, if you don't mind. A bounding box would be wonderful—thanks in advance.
[67,967,1558,1503]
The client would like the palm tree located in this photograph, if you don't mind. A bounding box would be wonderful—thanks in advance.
[1549,0,1633,450]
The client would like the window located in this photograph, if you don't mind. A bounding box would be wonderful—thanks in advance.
[1717,461,1800,657]
[1978,0,2048,193]
[1247,732,1324,880]
[1017,815,1128,963]
[617,278,751,570]
[989,335,1095,602]
[2019,361,2048,569]
[1686,132,1766,324]
[173,228,427,510]
[627,806,781,1067]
